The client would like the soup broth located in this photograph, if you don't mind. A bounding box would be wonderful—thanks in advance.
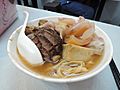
[17,49,102,78]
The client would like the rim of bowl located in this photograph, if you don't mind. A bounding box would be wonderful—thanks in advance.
[7,16,113,83]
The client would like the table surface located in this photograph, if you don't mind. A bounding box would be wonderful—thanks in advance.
[0,5,119,90]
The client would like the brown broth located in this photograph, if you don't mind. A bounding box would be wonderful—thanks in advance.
[17,49,102,78]
[85,55,102,71]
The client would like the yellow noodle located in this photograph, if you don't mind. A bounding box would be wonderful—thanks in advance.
[53,59,87,78]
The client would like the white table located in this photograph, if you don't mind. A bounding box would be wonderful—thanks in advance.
[0,5,119,90]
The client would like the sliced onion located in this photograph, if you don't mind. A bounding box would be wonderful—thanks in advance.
[69,21,92,37]
[58,18,75,25]
[65,35,93,46]
[80,23,95,40]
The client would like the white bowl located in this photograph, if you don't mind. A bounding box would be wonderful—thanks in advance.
[7,16,113,83]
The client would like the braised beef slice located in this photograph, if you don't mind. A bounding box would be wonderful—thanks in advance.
[25,26,62,63]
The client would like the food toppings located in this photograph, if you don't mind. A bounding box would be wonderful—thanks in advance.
[22,16,105,78]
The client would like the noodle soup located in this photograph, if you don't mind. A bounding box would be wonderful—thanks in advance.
[17,16,105,78]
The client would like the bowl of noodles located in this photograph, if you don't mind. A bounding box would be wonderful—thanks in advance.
[7,16,113,83]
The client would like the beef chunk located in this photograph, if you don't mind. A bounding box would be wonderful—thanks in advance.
[25,26,62,63]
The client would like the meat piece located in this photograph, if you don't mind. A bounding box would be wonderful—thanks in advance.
[38,19,48,26]
[25,26,63,63]
[25,26,34,35]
